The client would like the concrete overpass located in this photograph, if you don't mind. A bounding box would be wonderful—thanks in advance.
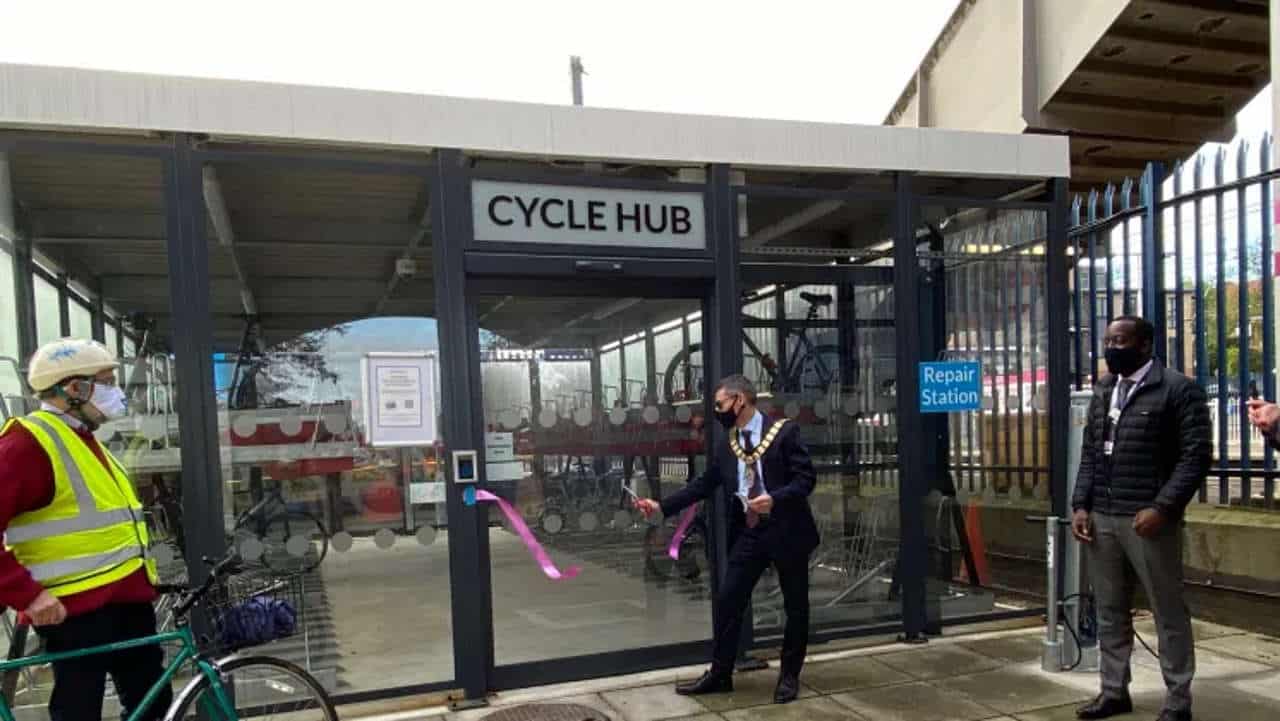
[885,0,1270,192]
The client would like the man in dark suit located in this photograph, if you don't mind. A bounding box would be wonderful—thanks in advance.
[1071,316,1210,721]
[635,374,817,704]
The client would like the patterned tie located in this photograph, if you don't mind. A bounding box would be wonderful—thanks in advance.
[743,429,762,528]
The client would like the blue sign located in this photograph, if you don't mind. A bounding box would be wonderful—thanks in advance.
[918,361,982,413]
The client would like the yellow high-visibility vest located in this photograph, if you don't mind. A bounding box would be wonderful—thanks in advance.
[1,411,157,597]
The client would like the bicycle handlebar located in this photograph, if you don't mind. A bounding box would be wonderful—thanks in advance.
[170,554,244,619]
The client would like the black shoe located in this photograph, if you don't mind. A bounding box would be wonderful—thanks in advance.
[675,670,733,695]
[1156,711,1191,721]
[774,674,800,704]
[1077,694,1133,719]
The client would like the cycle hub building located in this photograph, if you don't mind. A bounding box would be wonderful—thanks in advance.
[0,63,1071,708]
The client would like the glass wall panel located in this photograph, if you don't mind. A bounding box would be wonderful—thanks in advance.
[203,157,452,695]
[744,279,901,634]
[104,320,120,358]
[477,294,712,665]
[920,204,1051,622]
[4,150,189,714]
[0,243,21,408]
[68,297,92,340]
[33,274,59,345]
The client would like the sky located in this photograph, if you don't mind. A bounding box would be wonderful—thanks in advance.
[0,0,962,125]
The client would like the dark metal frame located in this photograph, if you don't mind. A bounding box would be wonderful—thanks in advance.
[0,128,1071,703]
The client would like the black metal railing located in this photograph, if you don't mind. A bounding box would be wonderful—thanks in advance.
[1069,134,1277,509]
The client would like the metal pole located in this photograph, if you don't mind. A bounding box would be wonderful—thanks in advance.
[1042,516,1061,672]
[569,56,586,106]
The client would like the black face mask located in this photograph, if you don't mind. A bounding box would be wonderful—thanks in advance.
[714,398,739,429]
[1105,346,1146,377]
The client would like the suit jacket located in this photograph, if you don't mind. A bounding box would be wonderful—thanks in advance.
[660,417,819,560]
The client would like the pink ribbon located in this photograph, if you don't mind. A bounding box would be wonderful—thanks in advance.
[475,490,581,580]
[667,504,700,560]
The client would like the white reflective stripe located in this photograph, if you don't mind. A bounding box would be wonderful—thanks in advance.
[26,544,146,583]
[23,414,97,510]
[4,508,138,544]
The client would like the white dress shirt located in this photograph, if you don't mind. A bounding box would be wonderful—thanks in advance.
[736,410,766,501]
[1109,358,1154,411]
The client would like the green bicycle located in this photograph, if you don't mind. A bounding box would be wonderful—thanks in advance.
[0,555,336,721]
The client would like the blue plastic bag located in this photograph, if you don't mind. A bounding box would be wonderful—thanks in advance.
[217,595,297,648]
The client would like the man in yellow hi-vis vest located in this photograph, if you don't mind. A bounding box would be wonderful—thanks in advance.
[0,338,168,721]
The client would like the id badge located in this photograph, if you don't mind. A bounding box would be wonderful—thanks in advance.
[1108,407,1121,423]
[1104,441,1114,456]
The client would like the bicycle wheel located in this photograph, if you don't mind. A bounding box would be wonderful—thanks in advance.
[662,343,704,404]
[232,510,329,574]
[167,656,336,721]
[785,343,843,395]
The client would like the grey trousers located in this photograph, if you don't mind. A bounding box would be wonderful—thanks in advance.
[1089,512,1195,712]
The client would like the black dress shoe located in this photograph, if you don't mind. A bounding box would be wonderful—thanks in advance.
[773,674,800,704]
[1156,710,1191,721]
[675,670,733,695]
[1076,694,1133,719]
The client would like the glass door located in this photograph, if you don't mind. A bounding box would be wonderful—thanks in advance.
[472,288,715,672]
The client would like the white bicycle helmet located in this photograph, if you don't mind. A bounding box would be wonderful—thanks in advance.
[27,338,120,392]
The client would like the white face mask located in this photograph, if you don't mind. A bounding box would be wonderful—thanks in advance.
[88,383,128,420]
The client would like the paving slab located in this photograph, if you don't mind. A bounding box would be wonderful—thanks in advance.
[1224,668,1280,698]
[959,634,1046,665]
[662,716,725,721]
[934,667,1096,716]
[800,655,914,694]
[874,644,1004,681]
[1198,634,1280,668]
[1132,617,1244,644]
[830,680,998,721]
[446,694,618,721]
[1012,702,1155,721]
[1034,659,1168,700]
[1131,646,1271,680]
[600,684,709,721]
[1131,675,1279,721]
[689,670,817,712]
[721,696,866,721]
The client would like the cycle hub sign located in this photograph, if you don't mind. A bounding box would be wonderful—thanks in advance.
[918,361,982,413]
[472,180,706,250]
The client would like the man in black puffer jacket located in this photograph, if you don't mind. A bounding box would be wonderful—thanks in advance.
[1071,316,1211,721]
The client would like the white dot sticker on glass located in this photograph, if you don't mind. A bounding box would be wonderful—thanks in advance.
[323,413,349,435]
[239,537,265,561]
[843,396,860,416]
[141,417,167,442]
[785,401,801,419]
[416,525,437,546]
[543,514,564,534]
[499,409,521,430]
[813,399,831,419]
[331,532,354,553]
[612,509,632,529]
[609,407,627,426]
[231,415,258,439]
[675,405,692,423]
[642,406,660,424]
[285,535,310,558]
[539,408,558,428]
[579,511,599,532]
[573,408,593,427]
[151,544,175,566]
[278,414,304,438]
[374,528,396,549]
